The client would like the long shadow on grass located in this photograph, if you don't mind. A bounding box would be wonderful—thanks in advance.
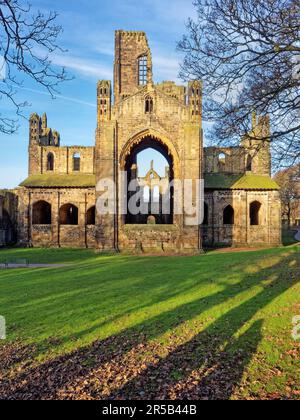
[0,253,243,348]
[0,250,298,400]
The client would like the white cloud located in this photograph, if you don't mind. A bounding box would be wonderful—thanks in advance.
[153,54,181,83]
[4,83,96,108]
[50,53,112,80]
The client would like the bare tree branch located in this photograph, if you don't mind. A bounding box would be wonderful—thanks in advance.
[0,0,71,134]
[178,0,300,168]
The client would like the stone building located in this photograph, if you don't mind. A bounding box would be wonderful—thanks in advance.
[0,191,18,247]
[13,30,281,252]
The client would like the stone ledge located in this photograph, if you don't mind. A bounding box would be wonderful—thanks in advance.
[122,224,178,232]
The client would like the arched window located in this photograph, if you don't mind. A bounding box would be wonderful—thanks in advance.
[86,206,96,225]
[223,205,234,225]
[138,55,148,86]
[73,153,80,172]
[47,153,54,171]
[153,185,160,203]
[145,96,153,114]
[32,201,51,225]
[250,201,261,226]
[203,202,209,225]
[218,152,226,171]
[246,155,252,171]
[143,186,150,203]
[59,204,78,225]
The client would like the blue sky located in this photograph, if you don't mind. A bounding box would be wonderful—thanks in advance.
[0,0,197,188]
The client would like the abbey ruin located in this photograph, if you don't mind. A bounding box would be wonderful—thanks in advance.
[0,31,282,252]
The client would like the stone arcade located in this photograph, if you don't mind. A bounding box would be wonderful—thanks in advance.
[3,31,281,252]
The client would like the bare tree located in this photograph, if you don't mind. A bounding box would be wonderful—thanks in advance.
[0,0,69,134]
[274,164,300,228]
[178,0,300,168]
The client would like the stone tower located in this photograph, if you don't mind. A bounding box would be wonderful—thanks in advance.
[188,81,202,122]
[41,112,47,133]
[97,81,112,124]
[242,113,271,176]
[114,30,153,103]
[29,113,42,175]
[95,30,203,253]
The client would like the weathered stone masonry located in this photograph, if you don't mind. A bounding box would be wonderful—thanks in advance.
[5,30,281,252]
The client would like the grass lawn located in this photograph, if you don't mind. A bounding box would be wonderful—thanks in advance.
[0,242,299,400]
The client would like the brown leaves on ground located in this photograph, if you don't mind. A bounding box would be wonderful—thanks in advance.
[1,324,298,400]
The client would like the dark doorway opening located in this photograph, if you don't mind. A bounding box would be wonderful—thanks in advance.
[250,201,261,226]
[124,136,174,225]
[86,206,96,225]
[32,201,52,225]
[59,204,78,225]
[223,205,235,225]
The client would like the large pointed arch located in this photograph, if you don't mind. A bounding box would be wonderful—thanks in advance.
[120,129,180,178]
[120,129,179,225]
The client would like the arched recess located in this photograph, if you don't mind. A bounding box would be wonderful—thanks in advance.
[86,206,96,225]
[47,153,54,171]
[120,129,180,178]
[59,204,78,225]
[145,96,153,114]
[120,130,180,225]
[32,201,52,225]
[246,154,252,171]
[73,153,81,172]
[223,205,235,225]
[218,152,226,171]
[250,201,261,226]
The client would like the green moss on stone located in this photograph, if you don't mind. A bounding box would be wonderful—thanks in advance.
[204,173,279,190]
[20,174,96,188]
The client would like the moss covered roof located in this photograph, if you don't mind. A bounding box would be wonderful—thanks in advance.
[204,173,280,190]
[19,172,279,190]
[20,174,96,188]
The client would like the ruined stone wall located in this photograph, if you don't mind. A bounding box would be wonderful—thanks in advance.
[14,30,282,253]
[202,190,281,247]
[17,187,96,248]
[119,225,182,254]
[0,190,18,246]
[95,30,203,253]
[28,112,95,176]
[114,31,152,103]
[241,114,271,176]
[28,146,95,176]
[156,81,186,104]
[204,147,245,173]
[96,87,203,253]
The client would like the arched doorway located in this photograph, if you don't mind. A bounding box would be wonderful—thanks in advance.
[223,205,235,225]
[86,206,96,225]
[59,204,78,225]
[122,135,175,225]
[250,201,261,226]
[32,201,52,225]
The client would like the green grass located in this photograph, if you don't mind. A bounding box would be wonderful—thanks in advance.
[0,243,299,399]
